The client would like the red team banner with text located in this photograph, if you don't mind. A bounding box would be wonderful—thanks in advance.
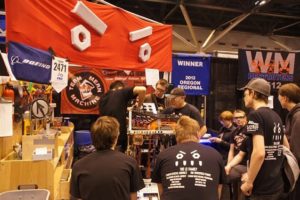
[5,0,172,72]
[238,49,300,92]
[61,67,146,114]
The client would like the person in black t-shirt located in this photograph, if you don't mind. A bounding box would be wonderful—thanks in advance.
[151,116,226,200]
[240,78,289,200]
[144,79,169,111]
[209,110,236,164]
[163,87,207,135]
[225,109,248,176]
[278,83,300,200]
[99,81,146,152]
[70,116,145,200]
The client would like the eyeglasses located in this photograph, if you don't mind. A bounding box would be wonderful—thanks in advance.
[234,116,245,119]
[156,87,166,93]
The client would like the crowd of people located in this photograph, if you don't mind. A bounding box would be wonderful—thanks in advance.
[70,78,300,200]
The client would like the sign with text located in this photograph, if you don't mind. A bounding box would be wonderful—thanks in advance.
[172,54,211,95]
[238,49,300,92]
[5,0,172,71]
[51,57,69,93]
[8,41,52,84]
[61,68,147,114]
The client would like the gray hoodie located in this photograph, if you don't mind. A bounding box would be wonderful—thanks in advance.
[285,103,300,166]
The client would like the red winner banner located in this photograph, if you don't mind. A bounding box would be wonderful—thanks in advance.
[5,0,172,72]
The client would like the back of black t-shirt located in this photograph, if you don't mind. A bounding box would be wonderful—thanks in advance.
[99,87,135,134]
[246,107,284,195]
[71,150,144,200]
[163,103,204,127]
[152,142,226,200]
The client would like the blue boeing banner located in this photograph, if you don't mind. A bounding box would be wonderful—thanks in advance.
[8,41,52,84]
[0,13,5,43]
[172,53,211,95]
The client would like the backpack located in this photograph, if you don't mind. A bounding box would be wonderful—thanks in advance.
[282,145,300,193]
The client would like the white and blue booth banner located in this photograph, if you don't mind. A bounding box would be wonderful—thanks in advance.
[8,41,52,84]
[172,53,211,95]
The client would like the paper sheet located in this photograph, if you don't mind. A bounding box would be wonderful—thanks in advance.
[0,102,13,137]
[145,68,159,88]
[0,51,17,81]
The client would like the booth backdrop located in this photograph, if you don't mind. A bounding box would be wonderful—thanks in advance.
[5,0,172,72]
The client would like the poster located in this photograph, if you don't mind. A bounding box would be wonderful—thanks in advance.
[172,53,211,95]
[238,49,300,92]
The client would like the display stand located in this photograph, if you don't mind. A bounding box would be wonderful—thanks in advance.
[0,125,74,200]
[127,108,178,178]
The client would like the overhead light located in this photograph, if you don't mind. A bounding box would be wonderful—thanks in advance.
[254,0,270,7]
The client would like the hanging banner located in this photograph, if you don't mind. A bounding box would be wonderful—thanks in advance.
[51,57,69,93]
[8,41,52,84]
[172,53,211,95]
[61,68,147,115]
[5,0,172,71]
[61,67,107,115]
[0,12,5,43]
[237,49,300,92]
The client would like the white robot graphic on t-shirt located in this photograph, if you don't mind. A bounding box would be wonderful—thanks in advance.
[175,150,202,167]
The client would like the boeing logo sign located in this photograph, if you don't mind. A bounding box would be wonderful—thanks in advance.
[10,55,51,69]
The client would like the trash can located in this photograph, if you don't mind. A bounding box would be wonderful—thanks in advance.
[74,130,95,159]
[0,189,50,200]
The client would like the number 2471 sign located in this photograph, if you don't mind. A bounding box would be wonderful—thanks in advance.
[51,57,69,93]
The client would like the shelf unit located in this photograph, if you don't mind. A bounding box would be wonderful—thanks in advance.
[0,126,74,200]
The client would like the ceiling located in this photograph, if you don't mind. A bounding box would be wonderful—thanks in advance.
[93,0,300,38]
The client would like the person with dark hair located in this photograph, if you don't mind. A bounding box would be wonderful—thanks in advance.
[278,83,300,200]
[109,80,125,90]
[144,79,169,111]
[99,81,146,152]
[163,87,207,136]
[70,116,145,200]
[239,78,288,200]
[151,116,226,200]
[225,109,248,200]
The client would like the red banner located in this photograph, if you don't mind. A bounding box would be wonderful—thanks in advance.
[5,0,172,72]
[61,68,147,114]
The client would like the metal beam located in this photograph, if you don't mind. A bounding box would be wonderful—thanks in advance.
[139,0,300,20]
[179,1,199,48]
[202,12,251,51]
[269,36,293,51]
[273,21,300,32]
[163,0,180,21]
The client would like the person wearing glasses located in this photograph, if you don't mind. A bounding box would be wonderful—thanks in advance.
[225,109,249,200]
[144,79,169,111]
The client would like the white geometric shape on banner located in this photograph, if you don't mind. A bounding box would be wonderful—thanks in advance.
[71,1,107,35]
[139,43,151,62]
[129,26,152,42]
[71,25,91,51]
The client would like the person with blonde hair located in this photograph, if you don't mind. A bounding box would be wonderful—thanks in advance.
[152,116,226,200]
